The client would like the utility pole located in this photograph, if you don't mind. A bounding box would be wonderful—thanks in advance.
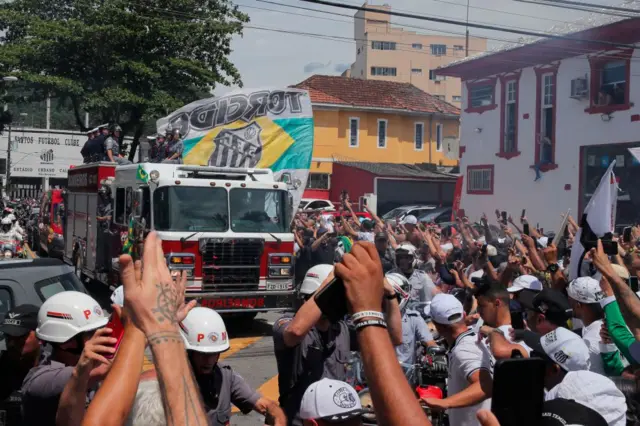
[46,96,51,130]
[6,122,11,195]
[465,0,470,57]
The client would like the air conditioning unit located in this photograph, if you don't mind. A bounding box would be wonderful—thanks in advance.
[570,77,588,99]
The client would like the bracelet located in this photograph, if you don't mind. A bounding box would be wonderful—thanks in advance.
[351,311,385,322]
[354,319,387,331]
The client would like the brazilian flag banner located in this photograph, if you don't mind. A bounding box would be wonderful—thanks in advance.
[136,165,149,183]
[121,217,135,255]
[155,88,314,217]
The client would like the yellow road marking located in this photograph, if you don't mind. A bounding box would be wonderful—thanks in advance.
[233,374,279,414]
[220,336,262,361]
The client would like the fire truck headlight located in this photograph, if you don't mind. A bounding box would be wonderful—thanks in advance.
[269,266,292,277]
[150,170,160,182]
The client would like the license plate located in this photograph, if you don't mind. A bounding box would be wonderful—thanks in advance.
[267,282,289,291]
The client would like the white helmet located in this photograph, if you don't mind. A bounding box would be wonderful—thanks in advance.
[396,243,418,268]
[1,217,11,225]
[385,272,411,311]
[36,291,108,343]
[179,307,230,353]
[299,264,334,296]
[6,213,16,222]
[110,286,124,307]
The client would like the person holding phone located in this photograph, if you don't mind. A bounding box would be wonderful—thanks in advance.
[273,264,401,426]
[421,294,492,426]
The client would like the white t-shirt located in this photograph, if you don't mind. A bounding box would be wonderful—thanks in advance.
[357,231,374,242]
[447,329,492,426]
[582,319,618,376]
[481,325,533,373]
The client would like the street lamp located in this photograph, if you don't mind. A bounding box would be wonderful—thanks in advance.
[3,75,19,197]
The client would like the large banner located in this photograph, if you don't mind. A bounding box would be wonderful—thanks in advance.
[156,88,314,215]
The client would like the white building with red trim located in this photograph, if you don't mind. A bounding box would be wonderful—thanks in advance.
[437,13,640,230]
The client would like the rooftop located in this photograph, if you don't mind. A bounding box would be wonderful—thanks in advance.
[336,161,459,180]
[437,2,640,80]
[293,75,460,116]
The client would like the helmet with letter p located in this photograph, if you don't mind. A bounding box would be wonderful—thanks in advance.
[299,264,334,297]
[36,291,108,343]
[179,307,230,353]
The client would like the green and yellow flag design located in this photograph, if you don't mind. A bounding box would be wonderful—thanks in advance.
[136,165,149,183]
[122,217,135,255]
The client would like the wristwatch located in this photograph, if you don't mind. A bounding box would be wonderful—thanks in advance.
[547,263,560,274]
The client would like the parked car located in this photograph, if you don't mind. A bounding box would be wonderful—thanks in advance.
[298,198,336,212]
[417,207,453,224]
[0,258,89,350]
[381,205,438,222]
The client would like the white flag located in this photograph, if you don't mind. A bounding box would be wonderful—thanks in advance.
[569,161,618,281]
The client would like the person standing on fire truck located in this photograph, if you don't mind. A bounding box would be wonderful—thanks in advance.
[96,182,112,272]
[104,124,132,165]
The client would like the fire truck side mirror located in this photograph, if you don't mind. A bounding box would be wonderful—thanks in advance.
[133,189,144,219]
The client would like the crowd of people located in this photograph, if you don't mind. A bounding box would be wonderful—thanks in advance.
[3,193,640,426]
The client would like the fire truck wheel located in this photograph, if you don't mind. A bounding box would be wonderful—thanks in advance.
[74,252,83,280]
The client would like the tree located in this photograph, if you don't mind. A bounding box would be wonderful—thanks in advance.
[0,0,248,160]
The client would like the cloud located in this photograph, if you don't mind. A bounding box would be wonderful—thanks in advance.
[334,63,350,73]
[304,62,327,73]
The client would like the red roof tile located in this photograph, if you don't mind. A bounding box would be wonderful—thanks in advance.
[293,75,459,116]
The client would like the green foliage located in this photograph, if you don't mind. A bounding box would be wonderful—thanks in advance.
[0,0,248,159]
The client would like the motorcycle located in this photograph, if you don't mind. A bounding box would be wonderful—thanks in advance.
[0,240,25,259]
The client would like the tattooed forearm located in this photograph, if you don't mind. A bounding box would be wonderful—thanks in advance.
[147,331,182,346]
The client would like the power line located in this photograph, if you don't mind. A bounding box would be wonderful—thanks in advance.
[514,0,637,17]
[522,0,640,14]
[298,0,636,48]
[428,0,572,24]
[250,0,638,59]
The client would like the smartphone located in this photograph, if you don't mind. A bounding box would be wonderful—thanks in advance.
[520,209,526,221]
[630,276,639,293]
[501,211,508,224]
[523,223,530,236]
[510,310,525,330]
[314,276,349,323]
[623,226,632,243]
[104,309,125,360]
[492,357,545,426]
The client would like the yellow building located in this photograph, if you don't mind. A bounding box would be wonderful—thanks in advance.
[293,75,460,190]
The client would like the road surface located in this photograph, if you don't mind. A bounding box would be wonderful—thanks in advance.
[85,279,283,425]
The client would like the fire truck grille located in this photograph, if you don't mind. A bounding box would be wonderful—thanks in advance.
[200,238,264,291]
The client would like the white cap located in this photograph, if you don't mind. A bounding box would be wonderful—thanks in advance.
[300,264,334,296]
[430,293,464,325]
[538,236,549,248]
[537,328,590,372]
[486,244,498,257]
[110,286,124,307]
[508,275,543,293]
[549,371,627,426]
[567,277,606,304]
[300,379,365,421]
[400,215,417,225]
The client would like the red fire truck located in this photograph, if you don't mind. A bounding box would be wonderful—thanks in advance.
[64,162,296,316]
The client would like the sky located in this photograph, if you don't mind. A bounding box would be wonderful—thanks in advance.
[214,0,635,95]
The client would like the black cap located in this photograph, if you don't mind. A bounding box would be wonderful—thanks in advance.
[374,232,388,241]
[0,304,39,337]
[361,220,374,231]
[522,288,572,325]
[541,398,607,426]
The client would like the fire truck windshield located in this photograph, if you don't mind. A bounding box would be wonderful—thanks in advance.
[229,188,288,233]
[153,186,229,232]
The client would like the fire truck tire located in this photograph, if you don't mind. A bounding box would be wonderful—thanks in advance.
[74,252,83,280]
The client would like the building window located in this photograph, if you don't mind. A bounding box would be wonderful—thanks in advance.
[414,122,424,151]
[434,95,446,101]
[430,44,447,56]
[534,66,559,173]
[411,68,423,75]
[454,45,464,51]
[586,50,632,114]
[306,173,330,190]
[371,67,397,76]
[498,75,520,159]
[436,123,443,152]
[467,165,494,195]
[377,119,387,148]
[412,43,423,49]
[452,95,462,102]
[465,79,497,114]
[429,70,446,81]
[371,41,396,50]
[349,117,359,147]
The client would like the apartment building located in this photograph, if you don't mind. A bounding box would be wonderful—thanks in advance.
[346,3,487,106]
